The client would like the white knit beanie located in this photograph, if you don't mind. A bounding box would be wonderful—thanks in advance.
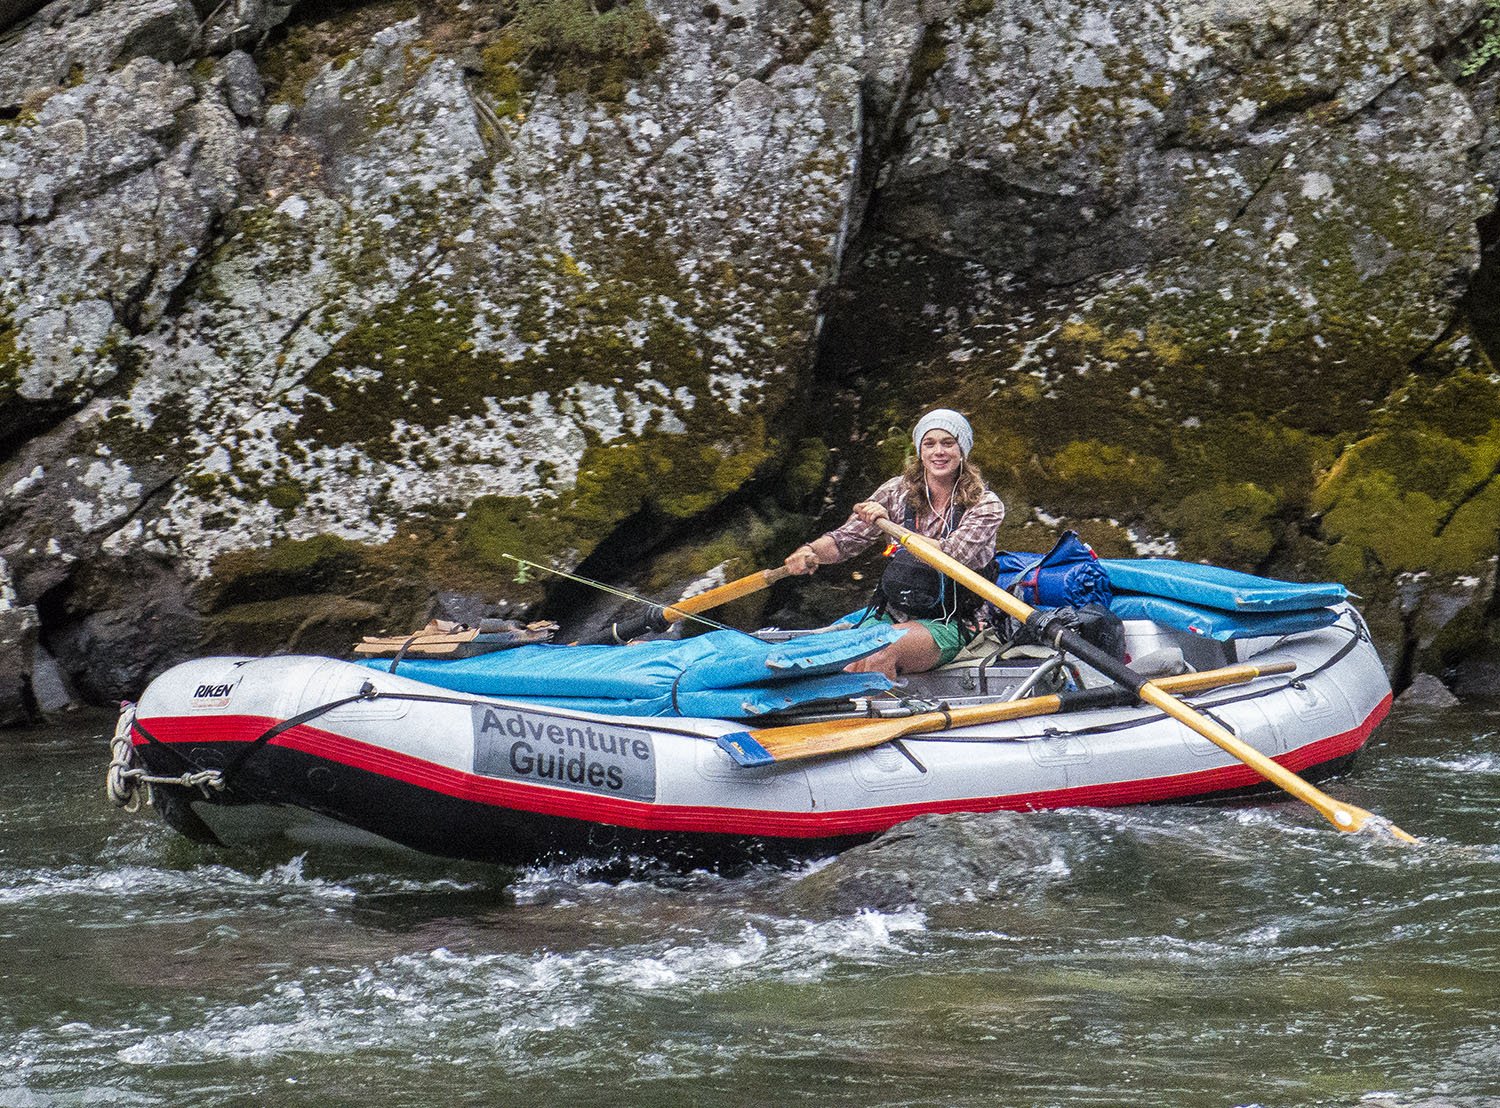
[911,409,973,458]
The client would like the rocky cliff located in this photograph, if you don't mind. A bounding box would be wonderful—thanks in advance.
[2,0,1498,723]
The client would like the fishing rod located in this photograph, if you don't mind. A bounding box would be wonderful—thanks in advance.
[500,554,760,641]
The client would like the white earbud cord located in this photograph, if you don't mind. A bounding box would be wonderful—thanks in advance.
[924,460,963,621]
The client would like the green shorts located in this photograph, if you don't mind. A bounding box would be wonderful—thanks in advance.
[851,608,971,665]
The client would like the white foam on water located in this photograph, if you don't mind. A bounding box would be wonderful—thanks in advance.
[602,925,773,990]
[511,906,928,994]
[507,860,747,906]
[1410,752,1500,775]
[115,997,341,1065]
[0,863,252,908]
[0,1077,53,1108]
[105,954,589,1068]
[98,904,930,1069]
[787,854,840,879]
[0,853,481,911]
[1080,929,1333,969]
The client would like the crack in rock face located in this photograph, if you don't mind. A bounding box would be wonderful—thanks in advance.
[0,0,1498,710]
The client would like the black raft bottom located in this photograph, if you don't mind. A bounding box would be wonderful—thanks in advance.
[142,741,876,873]
[141,742,1366,873]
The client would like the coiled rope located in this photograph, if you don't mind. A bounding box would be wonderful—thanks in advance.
[105,703,224,812]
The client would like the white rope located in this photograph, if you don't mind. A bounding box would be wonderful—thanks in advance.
[106,705,142,811]
[106,704,224,812]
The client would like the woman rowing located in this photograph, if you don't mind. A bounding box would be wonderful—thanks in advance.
[783,409,1004,680]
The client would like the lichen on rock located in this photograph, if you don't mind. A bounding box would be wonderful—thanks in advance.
[1,0,863,696]
[2,0,1500,709]
[0,55,247,439]
[818,0,1499,664]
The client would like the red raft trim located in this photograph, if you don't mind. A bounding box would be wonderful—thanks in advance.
[135,691,1391,840]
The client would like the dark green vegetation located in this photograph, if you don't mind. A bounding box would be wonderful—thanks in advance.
[505,0,664,100]
[1463,0,1500,76]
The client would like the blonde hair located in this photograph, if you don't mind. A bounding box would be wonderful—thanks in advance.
[900,455,988,520]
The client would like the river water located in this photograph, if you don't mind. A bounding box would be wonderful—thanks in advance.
[2,704,1497,1107]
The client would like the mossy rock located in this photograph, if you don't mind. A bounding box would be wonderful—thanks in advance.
[202,593,388,657]
[1414,597,1492,677]
[1165,482,1280,566]
[1311,365,1500,595]
[459,422,778,586]
[1033,439,1166,518]
[777,437,831,511]
[205,535,376,608]
[0,309,27,401]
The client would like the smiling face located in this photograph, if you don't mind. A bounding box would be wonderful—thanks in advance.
[919,429,963,484]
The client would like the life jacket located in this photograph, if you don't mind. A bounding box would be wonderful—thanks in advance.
[873,502,998,622]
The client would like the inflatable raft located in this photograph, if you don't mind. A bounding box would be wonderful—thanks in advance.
[109,560,1393,867]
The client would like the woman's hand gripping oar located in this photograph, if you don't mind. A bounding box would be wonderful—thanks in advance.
[718,660,1297,766]
[576,566,792,645]
[870,518,1418,844]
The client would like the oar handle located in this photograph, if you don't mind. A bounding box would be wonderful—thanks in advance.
[872,519,1417,843]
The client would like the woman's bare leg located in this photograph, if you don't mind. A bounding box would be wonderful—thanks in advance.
[844,622,942,681]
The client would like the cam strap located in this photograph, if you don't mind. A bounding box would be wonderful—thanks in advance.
[219,683,380,783]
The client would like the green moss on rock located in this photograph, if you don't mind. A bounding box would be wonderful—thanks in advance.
[1175,417,1335,506]
[1314,407,1500,584]
[294,289,485,460]
[457,494,558,602]
[259,0,420,107]
[1377,368,1500,441]
[779,437,830,509]
[265,478,307,511]
[208,534,374,606]
[1166,481,1279,566]
[1038,439,1165,517]
[477,37,526,117]
[504,0,665,102]
[1416,599,1491,676]
[461,423,777,579]
[0,309,28,405]
[201,524,534,642]
[203,593,387,657]
[573,438,726,522]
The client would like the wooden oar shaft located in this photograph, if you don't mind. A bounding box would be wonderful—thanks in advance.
[1133,683,1375,826]
[578,566,791,645]
[874,519,1416,843]
[890,661,1295,739]
[724,660,1295,766]
[661,566,791,622]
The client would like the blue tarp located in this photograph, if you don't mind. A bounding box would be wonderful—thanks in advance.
[471,671,891,718]
[995,531,1113,608]
[359,626,901,717]
[990,542,1346,639]
[1100,560,1347,613]
[1110,593,1341,640]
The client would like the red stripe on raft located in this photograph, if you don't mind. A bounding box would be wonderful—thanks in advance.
[134,692,1391,839]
